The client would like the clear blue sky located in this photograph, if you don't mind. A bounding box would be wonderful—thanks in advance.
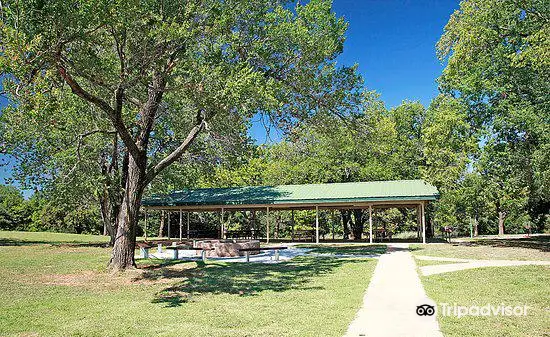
[249,0,459,143]
[1,0,459,188]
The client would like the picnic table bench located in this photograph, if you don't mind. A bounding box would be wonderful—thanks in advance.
[165,245,212,261]
[136,242,153,258]
[239,246,288,262]
[292,230,315,242]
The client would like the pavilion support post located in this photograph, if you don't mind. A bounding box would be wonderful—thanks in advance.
[421,202,426,244]
[179,209,183,242]
[187,212,190,239]
[291,210,295,242]
[369,205,373,244]
[332,210,335,240]
[417,204,421,239]
[266,207,270,244]
[315,205,319,244]
[159,210,165,238]
[144,209,148,241]
[221,208,225,239]
[167,211,171,239]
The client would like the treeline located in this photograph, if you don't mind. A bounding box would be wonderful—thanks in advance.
[1,0,548,239]
[0,185,101,234]
[201,93,548,236]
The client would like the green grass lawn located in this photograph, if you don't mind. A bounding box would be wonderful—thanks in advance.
[421,266,550,337]
[413,239,550,337]
[296,243,387,255]
[413,258,464,267]
[411,236,550,261]
[0,230,110,246]
[0,231,376,337]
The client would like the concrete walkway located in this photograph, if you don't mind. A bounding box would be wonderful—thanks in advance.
[345,244,443,337]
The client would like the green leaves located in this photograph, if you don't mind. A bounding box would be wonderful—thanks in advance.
[421,94,474,190]
[436,0,550,232]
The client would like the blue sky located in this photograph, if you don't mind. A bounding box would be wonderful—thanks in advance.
[249,0,459,143]
[1,0,459,188]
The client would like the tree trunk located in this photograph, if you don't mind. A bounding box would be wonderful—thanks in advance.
[99,180,122,247]
[351,209,364,240]
[274,214,280,239]
[498,211,505,236]
[158,210,165,237]
[99,195,116,246]
[473,216,478,237]
[341,210,350,240]
[109,155,146,271]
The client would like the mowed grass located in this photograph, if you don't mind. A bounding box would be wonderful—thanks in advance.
[413,239,550,337]
[0,231,376,337]
[0,230,110,246]
[411,235,550,261]
[413,258,464,267]
[296,243,387,255]
[421,266,550,337]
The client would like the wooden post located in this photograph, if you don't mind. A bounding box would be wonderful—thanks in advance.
[187,212,190,239]
[315,205,319,244]
[221,208,225,239]
[422,202,426,244]
[291,210,295,242]
[369,205,373,244]
[159,210,165,238]
[167,211,171,239]
[331,211,334,240]
[417,204,421,239]
[266,207,270,244]
[144,209,148,241]
[179,209,183,241]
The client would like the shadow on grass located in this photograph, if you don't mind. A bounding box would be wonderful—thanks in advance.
[297,244,387,255]
[461,235,549,252]
[0,238,109,248]
[138,257,364,307]
[411,235,550,253]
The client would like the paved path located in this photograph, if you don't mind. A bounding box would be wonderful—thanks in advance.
[416,255,550,276]
[344,244,442,337]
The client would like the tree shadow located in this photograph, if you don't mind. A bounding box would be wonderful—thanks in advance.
[459,235,549,252]
[298,244,387,255]
[138,256,364,307]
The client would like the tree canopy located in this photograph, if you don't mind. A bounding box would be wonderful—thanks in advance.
[0,0,548,259]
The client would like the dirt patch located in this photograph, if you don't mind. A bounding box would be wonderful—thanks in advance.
[29,265,192,289]
[38,271,98,286]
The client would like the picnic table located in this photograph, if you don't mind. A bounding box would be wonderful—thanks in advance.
[165,244,212,261]
[239,246,288,262]
[373,229,393,242]
[292,230,315,242]
[136,242,153,259]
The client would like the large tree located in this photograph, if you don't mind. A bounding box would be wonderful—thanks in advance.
[0,0,361,269]
[0,85,252,244]
[437,0,550,231]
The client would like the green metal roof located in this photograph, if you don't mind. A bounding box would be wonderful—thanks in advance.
[142,179,439,208]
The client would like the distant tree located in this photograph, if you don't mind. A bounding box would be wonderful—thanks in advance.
[0,185,30,230]
[437,0,550,232]
[206,93,431,239]
[387,101,425,179]
[476,142,529,235]
[421,94,475,230]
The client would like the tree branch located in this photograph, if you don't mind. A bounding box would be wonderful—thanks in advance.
[55,53,141,158]
[145,117,207,184]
